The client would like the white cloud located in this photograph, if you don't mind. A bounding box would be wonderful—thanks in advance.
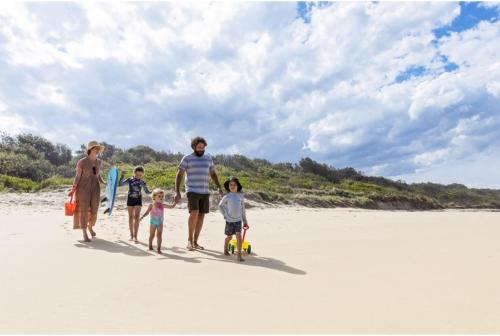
[33,84,70,107]
[1,2,500,186]
[413,148,451,167]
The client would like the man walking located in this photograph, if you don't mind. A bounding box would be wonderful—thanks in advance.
[175,136,224,250]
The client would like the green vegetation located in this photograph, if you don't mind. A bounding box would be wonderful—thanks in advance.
[2,132,500,209]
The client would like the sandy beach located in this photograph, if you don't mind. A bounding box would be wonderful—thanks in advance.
[1,191,500,334]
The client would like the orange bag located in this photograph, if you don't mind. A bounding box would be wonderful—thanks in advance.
[65,193,77,216]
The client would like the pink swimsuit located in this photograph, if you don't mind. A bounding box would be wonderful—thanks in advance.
[150,203,164,228]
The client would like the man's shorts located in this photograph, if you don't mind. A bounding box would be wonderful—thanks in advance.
[225,221,242,236]
[187,192,210,213]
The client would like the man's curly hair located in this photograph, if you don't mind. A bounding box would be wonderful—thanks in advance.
[191,136,207,150]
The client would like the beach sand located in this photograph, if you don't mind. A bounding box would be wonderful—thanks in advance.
[1,191,499,333]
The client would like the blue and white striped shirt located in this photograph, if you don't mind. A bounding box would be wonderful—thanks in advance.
[178,153,215,194]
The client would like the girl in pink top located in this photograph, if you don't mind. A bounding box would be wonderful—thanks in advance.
[140,189,176,253]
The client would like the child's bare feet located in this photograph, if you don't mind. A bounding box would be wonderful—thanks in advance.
[224,251,230,256]
[149,245,153,251]
[238,255,245,262]
[134,238,139,244]
[89,229,96,238]
[186,242,195,251]
[83,236,91,242]
[157,249,162,254]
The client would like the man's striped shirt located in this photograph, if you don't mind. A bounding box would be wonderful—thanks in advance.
[178,153,215,194]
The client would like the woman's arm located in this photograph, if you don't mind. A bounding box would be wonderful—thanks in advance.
[98,174,106,184]
[70,160,83,195]
[96,159,106,184]
[140,204,153,221]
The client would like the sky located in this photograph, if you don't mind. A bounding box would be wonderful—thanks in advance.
[0,2,499,188]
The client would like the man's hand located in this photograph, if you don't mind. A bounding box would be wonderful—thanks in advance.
[174,192,182,204]
[217,186,224,197]
[243,223,250,230]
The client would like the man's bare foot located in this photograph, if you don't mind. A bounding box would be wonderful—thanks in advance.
[193,243,204,250]
[157,250,162,254]
[149,245,153,251]
[186,242,195,251]
[238,255,245,262]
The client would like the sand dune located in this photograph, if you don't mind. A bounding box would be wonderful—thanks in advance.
[1,191,500,333]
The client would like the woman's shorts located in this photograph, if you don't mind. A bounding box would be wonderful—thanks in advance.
[225,221,242,236]
[127,196,142,207]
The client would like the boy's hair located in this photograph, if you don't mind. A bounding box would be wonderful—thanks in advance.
[191,136,207,150]
[152,188,164,200]
[134,166,145,173]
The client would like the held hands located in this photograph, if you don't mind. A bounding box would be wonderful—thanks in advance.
[217,186,224,197]
[174,192,182,204]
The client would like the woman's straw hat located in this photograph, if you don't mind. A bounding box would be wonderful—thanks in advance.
[86,141,105,154]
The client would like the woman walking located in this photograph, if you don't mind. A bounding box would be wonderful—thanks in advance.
[70,141,106,242]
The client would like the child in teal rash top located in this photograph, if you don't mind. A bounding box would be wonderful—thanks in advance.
[218,176,249,262]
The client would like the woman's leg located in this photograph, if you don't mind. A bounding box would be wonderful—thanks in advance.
[88,187,100,237]
[133,206,141,242]
[79,205,91,242]
[127,207,134,239]
[149,225,155,250]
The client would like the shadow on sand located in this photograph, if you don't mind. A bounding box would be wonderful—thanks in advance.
[195,249,307,275]
[75,239,305,273]
[75,239,197,263]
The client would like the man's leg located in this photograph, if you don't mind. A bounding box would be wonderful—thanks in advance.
[193,194,208,249]
[187,210,198,250]
[193,212,205,249]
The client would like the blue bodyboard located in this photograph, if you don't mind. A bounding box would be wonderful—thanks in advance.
[104,167,119,216]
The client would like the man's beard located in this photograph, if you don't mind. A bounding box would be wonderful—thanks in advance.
[195,150,205,157]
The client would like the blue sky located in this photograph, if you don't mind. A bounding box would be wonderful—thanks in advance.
[0,2,500,187]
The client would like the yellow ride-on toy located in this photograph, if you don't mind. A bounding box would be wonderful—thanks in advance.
[228,227,252,254]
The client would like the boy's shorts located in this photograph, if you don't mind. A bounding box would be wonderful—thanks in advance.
[187,192,210,213]
[225,221,242,236]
